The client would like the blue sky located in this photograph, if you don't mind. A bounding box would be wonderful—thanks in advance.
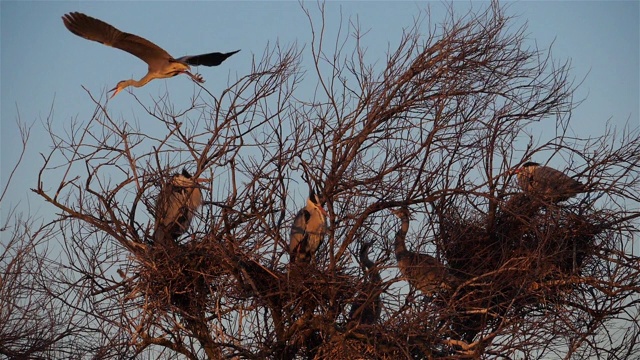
[1,1,638,225]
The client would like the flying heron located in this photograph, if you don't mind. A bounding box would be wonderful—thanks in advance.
[289,189,328,263]
[348,240,382,326]
[62,12,240,98]
[153,169,209,245]
[392,207,451,296]
[513,162,585,202]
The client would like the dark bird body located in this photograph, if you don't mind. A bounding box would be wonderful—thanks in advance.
[393,208,451,296]
[348,240,382,325]
[514,162,584,202]
[153,169,208,244]
[62,12,239,97]
[289,190,328,263]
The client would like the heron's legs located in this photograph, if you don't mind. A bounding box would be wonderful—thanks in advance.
[185,71,205,83]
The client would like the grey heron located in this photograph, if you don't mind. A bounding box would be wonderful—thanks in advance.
[348,240,382,325]
[289,189,328,263]
[153,169,208,244]
[392,207,451,296]
[514,162,585,202]
[62,12,240,98]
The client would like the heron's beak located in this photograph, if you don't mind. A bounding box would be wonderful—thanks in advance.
[108,86,121,99]
[196,177,211,190]
[318,206,328,217]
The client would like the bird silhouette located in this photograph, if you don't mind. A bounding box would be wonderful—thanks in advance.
[348,240,382,325]
[62,12,239,97]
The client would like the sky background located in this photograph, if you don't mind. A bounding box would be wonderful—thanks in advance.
[1,1,639,232]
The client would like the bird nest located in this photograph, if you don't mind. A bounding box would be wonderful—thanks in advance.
[132,238,231,315]
[311,335,386,360]
[434,193,606,338]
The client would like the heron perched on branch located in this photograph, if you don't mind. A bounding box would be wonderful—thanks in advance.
[348,240,382,326]
[153,169,209,245]
[289,189,328,263]
[62,12,240,98]
[513,162,585,202]
[392,207,452,296]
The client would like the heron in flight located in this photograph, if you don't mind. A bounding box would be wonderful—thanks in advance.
[289,189,328,263]
[513,162,585,202]
[62,12,240,98]
[392,207,452,296]
[153,169,209,245]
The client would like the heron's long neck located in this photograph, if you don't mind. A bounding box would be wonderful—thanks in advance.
[360,243,381,284]
[187,187,202,209]
[124,73,155,89]
[394,213,410,256]
[309,202,326,226]
[359,244,375,270]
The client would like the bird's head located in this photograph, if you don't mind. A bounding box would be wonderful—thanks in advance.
[308,189,328,217]
[171,169,210,189]
[360,240,375,254]
[108,80,129,98]
[391,207,413,220]
[513,161,540,175]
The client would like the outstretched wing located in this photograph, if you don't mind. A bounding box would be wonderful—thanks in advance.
[177,49,241,66]
[62,12,172,66]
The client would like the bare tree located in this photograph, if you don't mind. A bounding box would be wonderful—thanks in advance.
[0,120,91,358]
[26,2,640,359]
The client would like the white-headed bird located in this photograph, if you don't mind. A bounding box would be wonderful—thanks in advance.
[289,189,328,263]
[514,162,584,202]
[153,169,208,245]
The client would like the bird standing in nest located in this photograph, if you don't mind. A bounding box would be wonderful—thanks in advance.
[392,207,452,296]
[289,189,328,264]
[513,162,585,202]
[62,12,240,98]
[153,169,209,245]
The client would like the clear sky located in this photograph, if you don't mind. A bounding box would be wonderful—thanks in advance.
[1,1,638,226]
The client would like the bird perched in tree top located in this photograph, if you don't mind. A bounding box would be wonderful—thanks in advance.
[62,12,240,98]
[348,240,382,326]
[513,162,585,202]
[289,189,328,263]
[392,207,453,296]
[153,169,209,245]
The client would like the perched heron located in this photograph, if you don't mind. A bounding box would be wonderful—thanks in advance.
[289,189,328,263]
[62,12,240,98]
[153,169,208,244]
[513,162,585,202]
[348,240,382,326]
[392,207,451,296]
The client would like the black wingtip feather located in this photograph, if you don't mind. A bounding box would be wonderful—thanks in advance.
[182,49,241,67]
